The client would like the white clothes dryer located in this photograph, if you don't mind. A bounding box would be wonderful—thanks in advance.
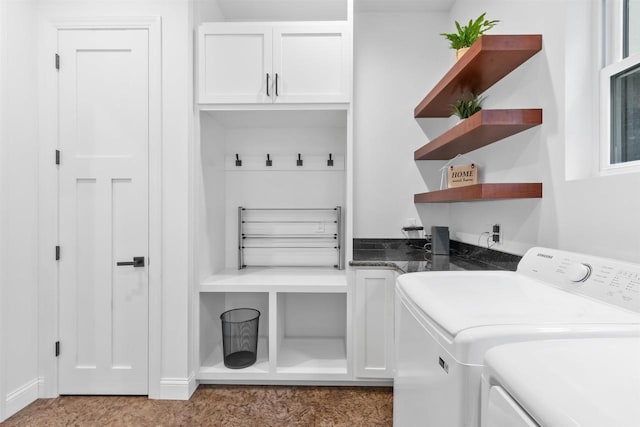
[481,337,640,427]
[394,247,640,427]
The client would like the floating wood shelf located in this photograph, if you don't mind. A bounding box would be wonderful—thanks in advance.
[414,183,542,203]
[414,109,542,160]
[414,35,543,118]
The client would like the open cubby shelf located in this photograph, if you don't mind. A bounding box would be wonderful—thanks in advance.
[276,337,347,374]
[197,271,348,380]
[199,337,271,378]
[414,183,542,203]
[414,109,542,160]
[414,35,543,118]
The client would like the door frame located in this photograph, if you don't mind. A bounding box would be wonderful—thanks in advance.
[38,17,162,399]
[0,0,7,420]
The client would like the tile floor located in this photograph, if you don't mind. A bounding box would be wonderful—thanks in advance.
[2,385,393,426]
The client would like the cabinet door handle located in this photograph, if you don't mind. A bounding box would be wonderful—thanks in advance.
[266,73,270,96]
[275,73,279,96]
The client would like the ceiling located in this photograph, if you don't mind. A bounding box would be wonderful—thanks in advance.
[216,0,348,21]
[355,0,455,13]
[213,0,455,21]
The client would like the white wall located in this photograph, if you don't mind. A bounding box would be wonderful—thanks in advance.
[444,0,640,262]
[355,1,640,263]
[198,114,227,280]
[354,11,453,238]
[193,0,224,25]
[33,0,195,401]
[0,0,40,421]
[437,0,567,255]
[197,111,347,274]
[0,0,5,417]
[223,125,346,269]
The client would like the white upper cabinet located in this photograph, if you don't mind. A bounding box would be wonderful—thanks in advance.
[273,24,349,103]
[199,24,272,104]
[198,22,351,104]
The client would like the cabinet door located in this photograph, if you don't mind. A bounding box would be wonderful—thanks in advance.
[354,269,396,378]
[198,23,272,104]
[273,23,350,103]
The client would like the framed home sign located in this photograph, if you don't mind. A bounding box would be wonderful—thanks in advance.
[448,164,477,188]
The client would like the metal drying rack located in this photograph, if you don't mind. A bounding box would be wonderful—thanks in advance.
[238,207,343,270]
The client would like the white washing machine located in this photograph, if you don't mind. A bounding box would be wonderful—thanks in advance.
[481,337,640,427]
[394,247,640,427]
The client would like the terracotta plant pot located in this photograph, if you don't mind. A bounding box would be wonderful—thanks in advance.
[456,47,470,61]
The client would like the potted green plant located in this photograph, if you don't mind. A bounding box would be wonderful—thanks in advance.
[451,93,485,120]
[440,13,499,61]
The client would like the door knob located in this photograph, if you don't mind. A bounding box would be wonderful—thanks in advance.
[116,256,145,267]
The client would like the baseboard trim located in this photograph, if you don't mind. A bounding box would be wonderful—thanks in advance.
[4,378,39,421]
[37,376,57,399]
[158,373,196,400]
[197,379,394,387]
[188,373,198,397]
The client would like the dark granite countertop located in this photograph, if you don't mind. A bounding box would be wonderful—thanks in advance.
[350,239,521,274]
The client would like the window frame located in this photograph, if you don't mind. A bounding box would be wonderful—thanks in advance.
[600,0,640,174]
[600,53,640,174]
[623,0,630,58]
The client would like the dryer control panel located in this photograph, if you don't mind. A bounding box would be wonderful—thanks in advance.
[518,247,640,313]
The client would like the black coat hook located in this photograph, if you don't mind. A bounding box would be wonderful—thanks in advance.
[235,154,242,167]
[327,153,334,167]
[297,153,303,167]
[266,154,272,167]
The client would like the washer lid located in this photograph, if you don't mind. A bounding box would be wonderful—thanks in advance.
[484,338,640,427]
[396,271,640,337]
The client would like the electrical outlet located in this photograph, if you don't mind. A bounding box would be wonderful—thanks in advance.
[492,224,501,244]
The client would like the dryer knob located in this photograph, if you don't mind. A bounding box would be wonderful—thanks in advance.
[567,263,591,282]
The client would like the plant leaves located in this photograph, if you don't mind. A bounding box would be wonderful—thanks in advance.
[440,12,500,49]
[450,93,485,119]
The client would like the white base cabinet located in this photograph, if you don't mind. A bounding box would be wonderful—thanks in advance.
[354,268,397,379]
[198,22,351,104]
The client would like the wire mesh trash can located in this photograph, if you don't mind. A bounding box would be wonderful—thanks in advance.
[220,308,261,369]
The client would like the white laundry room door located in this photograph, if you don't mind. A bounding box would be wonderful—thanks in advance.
[57,28,150,395]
